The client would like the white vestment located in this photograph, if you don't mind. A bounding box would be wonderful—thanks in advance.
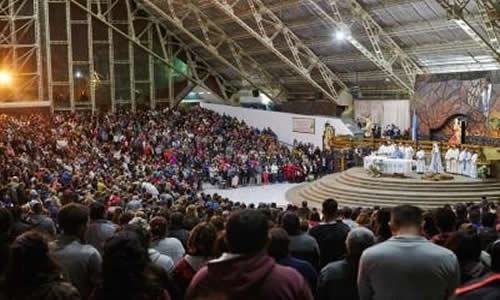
[416,150,426,174]
[470,153,479,179]
[450,149,460,174]
[404,146,415,160]
[444,149,454,173]
[378,145,387,155]
[429,146,443,173]
[458,150,467,175]
[387,145,396,157]
[465,151,472,177]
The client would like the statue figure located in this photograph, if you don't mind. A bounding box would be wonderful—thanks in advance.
[359,115,374,138]
[323,124,335,151]
[448,118,462,146]
[429,143,443,174]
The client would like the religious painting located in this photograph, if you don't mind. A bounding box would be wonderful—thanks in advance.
[412,72,500,142]
[323,123,335,151]
[292,117,315,134]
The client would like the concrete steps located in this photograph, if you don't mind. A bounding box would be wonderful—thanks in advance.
[286,167,500,209]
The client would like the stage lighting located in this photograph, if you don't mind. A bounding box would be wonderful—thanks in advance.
[0,71,12,85]
[335,30,346,41]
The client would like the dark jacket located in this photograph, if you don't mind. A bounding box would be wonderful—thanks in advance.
[317,259,358,300]
[185,254,313,300]
[457,273,500,300]
[309,220,350,268]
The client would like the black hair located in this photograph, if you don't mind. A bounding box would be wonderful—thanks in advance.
[268,228,289,261]
[89,201,106,220]
[58,203,89,235]
[481,212,497,228]
[281,212,300,236]
[434,207,457,233]
[322,198,338,218]
[391,205,423,228]
[225,209,269,255]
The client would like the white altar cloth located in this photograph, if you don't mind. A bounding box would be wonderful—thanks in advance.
[364,156,415,175]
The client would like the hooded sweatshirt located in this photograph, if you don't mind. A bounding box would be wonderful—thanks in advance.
[186,253,313,300]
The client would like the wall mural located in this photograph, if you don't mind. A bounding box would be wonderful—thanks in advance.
[412,72,500,143]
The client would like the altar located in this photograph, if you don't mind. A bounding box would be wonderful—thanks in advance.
[364,156,415,175]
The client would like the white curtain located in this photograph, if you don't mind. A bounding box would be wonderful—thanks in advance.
[355,100,411,130]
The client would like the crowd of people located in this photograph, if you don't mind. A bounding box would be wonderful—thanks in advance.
[2,192,500,299]
[0,107,368,203]
[2,108,500,299]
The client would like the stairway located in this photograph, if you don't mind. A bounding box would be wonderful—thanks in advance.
[286,167,500,210]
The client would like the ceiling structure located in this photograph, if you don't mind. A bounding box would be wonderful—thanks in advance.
[137,0,500,102]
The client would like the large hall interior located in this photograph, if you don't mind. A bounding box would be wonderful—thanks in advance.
[1,0,500,299]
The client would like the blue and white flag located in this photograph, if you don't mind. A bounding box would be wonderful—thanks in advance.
[411,110,418,141]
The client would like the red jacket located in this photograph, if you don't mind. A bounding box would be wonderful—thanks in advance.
[186,254,313,300]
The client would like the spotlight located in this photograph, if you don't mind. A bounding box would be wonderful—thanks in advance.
[335,30,346,41]
[0,71,12,85]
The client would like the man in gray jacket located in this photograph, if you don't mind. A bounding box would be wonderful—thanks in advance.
[358,205,460,300]
[52,203,102,300]
[85,202,117,254]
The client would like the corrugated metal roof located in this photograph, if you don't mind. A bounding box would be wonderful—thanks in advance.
[139,0,500,100]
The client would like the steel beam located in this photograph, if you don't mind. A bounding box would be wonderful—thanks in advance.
[138,0,287,102]
[69,0,235,107]
[304,0,422,95]
[208,0,348,103]
[435,0,500,62]
[0,0,43,102]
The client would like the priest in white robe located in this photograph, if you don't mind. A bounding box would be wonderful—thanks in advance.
[450,147,460,174]
[445,147,454,173]
[404,145,415,160]
[387,142,396,157]
[465,150,472,177]
[458,148,467,175]
[429,143,443,173]
[377,143,388,156]
[416,148,426,174]
[470,152,479,179]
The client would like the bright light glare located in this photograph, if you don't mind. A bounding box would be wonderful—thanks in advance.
[75,71,82,78]
[335,30,346,41]
[262,94,272,105]
[0,71,12,85]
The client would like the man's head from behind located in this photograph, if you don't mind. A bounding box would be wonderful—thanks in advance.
[434,207,456,233]
[390,205,423,235]
[89,201,106,221]
[281,212,300,236]
[58,203,89,239]
[346,227,375,259]
[225,209,269,255]
[322,198,338,220]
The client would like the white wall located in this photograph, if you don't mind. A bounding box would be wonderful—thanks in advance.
[201,103,352,149]
[354,100,411,130]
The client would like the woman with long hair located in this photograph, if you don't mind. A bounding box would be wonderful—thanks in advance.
[6,231,80,300]
[172,222,217,297]
[90,230,171,300]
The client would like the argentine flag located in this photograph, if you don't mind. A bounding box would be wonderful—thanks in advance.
[411,110,418,141]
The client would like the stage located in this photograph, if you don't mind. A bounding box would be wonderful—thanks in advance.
[286,167,500,209]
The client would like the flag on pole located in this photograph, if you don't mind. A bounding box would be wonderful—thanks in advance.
[412,109,418,141]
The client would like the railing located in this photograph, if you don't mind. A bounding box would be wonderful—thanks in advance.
[332,136,485,153]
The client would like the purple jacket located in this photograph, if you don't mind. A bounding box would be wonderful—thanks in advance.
[186,253,313,300]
